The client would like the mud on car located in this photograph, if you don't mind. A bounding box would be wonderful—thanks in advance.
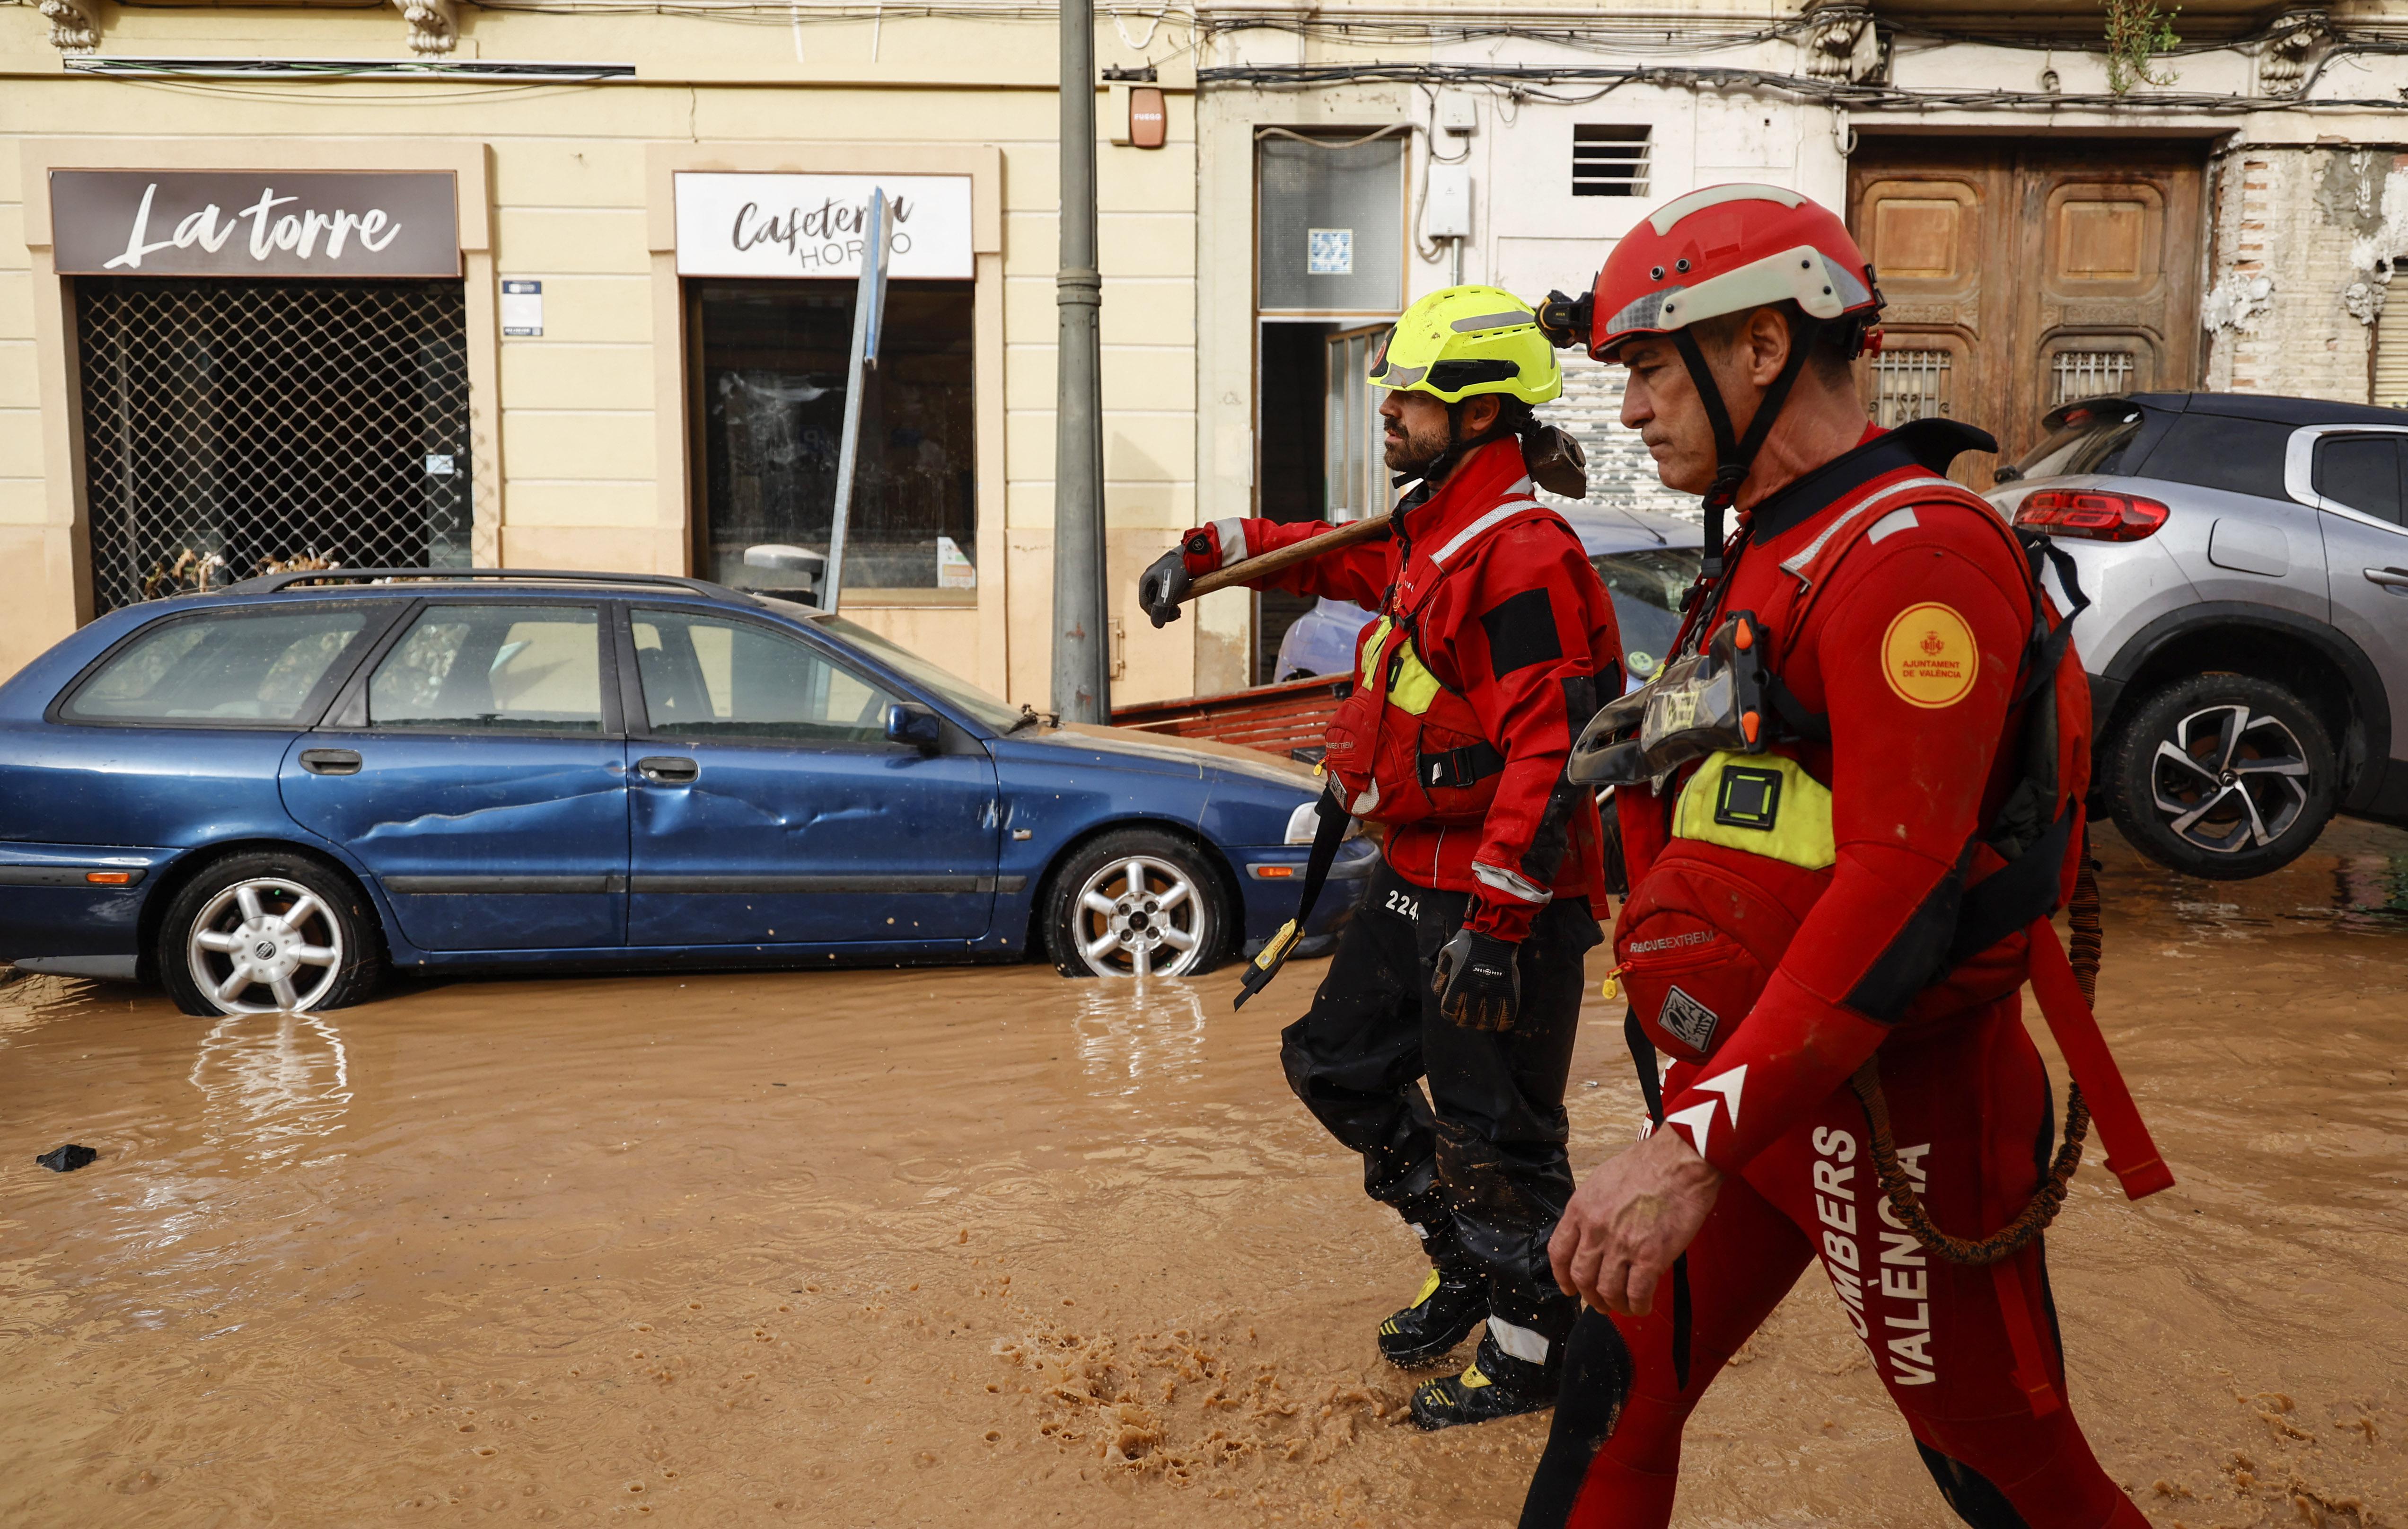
[0,570,1370,1015]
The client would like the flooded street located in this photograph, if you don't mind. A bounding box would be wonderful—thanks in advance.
[3,823,2403,1528]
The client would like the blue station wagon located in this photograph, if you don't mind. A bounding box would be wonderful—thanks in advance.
[0,570,1370,1015]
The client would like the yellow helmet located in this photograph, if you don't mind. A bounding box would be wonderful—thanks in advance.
[1366,286,1562,406]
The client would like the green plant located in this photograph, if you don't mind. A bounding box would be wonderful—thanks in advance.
[2103,0,2181,94]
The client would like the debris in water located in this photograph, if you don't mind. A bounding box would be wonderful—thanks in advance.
[35,1143,97,1172]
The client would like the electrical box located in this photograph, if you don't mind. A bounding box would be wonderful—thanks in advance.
[1426,162,1472,240]
[1438,93,1478,136]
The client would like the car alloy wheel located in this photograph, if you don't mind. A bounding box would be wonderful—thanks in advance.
[1069,853,1209,978]
[2150,703,2313,857]
[185,875,349,1014]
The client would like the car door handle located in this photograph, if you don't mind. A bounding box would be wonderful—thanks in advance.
[2365,566,2408,590]
[299,748,362,776]
[636,755,700,785]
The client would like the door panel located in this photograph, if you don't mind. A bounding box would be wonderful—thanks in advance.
[1851,140,2205,484]
[280,601,628,953]
[621,606,1000,946]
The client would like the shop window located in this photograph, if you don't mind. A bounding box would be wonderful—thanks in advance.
[691,279,976,595]
[1257,135,1405,314]
[73,277,472,616]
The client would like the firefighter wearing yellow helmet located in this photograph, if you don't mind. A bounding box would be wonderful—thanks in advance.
[1137,287,1622,1429]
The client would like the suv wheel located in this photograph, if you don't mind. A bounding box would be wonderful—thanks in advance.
[1042,829,1228,979]
[2105,673,2337,881]
[158,851,383,1016]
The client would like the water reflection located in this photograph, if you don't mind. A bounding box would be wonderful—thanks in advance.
[188,1010,353,1164]
[1071,979,1208,1095]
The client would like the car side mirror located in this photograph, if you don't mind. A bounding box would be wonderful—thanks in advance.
[885,702,942,753]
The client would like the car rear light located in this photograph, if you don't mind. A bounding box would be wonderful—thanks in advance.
[2013,488,2170,542]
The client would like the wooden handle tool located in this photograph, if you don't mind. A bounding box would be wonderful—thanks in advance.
[1184,514,1394,601]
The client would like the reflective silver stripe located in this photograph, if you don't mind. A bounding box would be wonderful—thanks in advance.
[1430,500,1542,566]
[1472,860,1553,905]
[1210,517,1249,565]
[1867,507,1920,544]
[1485,1314,1551,1363]
[1775,476,1956,583]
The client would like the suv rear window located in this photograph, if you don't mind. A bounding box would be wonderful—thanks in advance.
[2131,414,2296,501]
[2010,401,2146,482]
[63,606,369,725]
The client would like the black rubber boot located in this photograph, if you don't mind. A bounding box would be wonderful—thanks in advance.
[1408,1331,1560,1430]
[1378,1263,1488,1368]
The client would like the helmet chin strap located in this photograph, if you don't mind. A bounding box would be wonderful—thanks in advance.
[1670,317,1822,590]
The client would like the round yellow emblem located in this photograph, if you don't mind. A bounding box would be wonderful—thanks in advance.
[1881,602,1978,709]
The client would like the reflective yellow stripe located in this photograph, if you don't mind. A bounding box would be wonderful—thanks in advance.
[1357,617,1393,691]
[1671,750,1837,872]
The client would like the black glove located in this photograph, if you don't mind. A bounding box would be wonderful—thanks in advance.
[1432,927,1521,1031]
[1137,548,1192,628]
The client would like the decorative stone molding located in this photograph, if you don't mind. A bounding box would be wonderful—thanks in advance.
[39,0,99,54]
[394,0,459,55]
[1805,8,1882,84]
[2258,9,2329,95]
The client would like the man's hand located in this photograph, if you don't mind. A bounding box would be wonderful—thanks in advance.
[1431,928,1520,1031]
[1550,1124,1724,1314]
[1137,549,1191,628]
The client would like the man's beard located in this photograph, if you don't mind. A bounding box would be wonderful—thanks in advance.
[1382,415,1455,477]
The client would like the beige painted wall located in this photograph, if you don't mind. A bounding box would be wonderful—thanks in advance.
[0,2,1203,714]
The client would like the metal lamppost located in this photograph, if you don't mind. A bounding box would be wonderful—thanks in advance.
[1050,0,1110,722]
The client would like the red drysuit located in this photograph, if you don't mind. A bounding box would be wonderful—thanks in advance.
[1522,421,2147,1528]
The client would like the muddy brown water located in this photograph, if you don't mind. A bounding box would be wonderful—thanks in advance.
[2,824,2403,1527]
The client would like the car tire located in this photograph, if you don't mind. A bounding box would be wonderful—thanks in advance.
[2104,672,2337,881]
[158,850,383,1017]
[1042,828,1229,979]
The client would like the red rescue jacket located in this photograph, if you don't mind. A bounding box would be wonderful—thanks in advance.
[1181,439,1622,940]
[1617,421,2092,1175]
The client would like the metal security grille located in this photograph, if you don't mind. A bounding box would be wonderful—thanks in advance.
[1573,125,1650,197]
[2052,349,2135,405]
[75,277,471,614]
[1870,349,1952,426]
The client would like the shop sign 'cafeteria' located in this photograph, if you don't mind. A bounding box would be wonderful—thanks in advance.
[48,170,462,278]
[674,172,974,280]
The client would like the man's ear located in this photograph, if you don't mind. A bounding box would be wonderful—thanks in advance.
[1745,307,1793,388]
[1460,393,1504,436]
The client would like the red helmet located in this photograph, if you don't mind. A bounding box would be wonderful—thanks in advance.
[1581,184,1881,360]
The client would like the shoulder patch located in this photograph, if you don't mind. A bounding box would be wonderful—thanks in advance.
[1480,587,1563,678]
[1881,602,1978,708]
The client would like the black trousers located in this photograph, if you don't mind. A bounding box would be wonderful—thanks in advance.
[1279,859,1600,1338]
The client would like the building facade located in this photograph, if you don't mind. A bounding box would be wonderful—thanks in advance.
[6,0,2407,699]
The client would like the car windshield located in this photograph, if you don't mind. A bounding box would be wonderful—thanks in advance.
[2010,401,2146,481]
[809,612,1025,733]
[1592,548,1700,682]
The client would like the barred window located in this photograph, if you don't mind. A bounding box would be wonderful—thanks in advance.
[2052,350,2136,405]
[74,277,472,617]
[1573,126,1651,198]
[1870,349,1953,427]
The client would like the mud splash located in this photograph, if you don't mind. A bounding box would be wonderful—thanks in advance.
[1,822,2402,1526]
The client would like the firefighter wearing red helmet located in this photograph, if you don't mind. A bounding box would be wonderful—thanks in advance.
[1517,186,2170,1526]
[1137,287,1623,1428]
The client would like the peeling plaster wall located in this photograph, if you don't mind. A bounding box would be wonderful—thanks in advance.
[2205,145,2408,404]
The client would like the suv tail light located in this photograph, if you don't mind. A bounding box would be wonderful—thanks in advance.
[2013,488,2170,542]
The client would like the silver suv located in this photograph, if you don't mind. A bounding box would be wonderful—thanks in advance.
[1987,392,2408,880]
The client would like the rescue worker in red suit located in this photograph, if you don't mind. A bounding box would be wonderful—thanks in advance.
[1518,188,2154,1527]
[1137,287,1623,1428]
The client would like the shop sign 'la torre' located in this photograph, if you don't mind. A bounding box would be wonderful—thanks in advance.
[49,169,463,279]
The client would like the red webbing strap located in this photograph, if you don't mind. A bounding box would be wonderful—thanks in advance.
[1990,1260,2065,1417]
[2024,917,2175,1201]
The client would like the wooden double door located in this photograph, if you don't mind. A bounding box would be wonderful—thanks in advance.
[1847,139,2207,483]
